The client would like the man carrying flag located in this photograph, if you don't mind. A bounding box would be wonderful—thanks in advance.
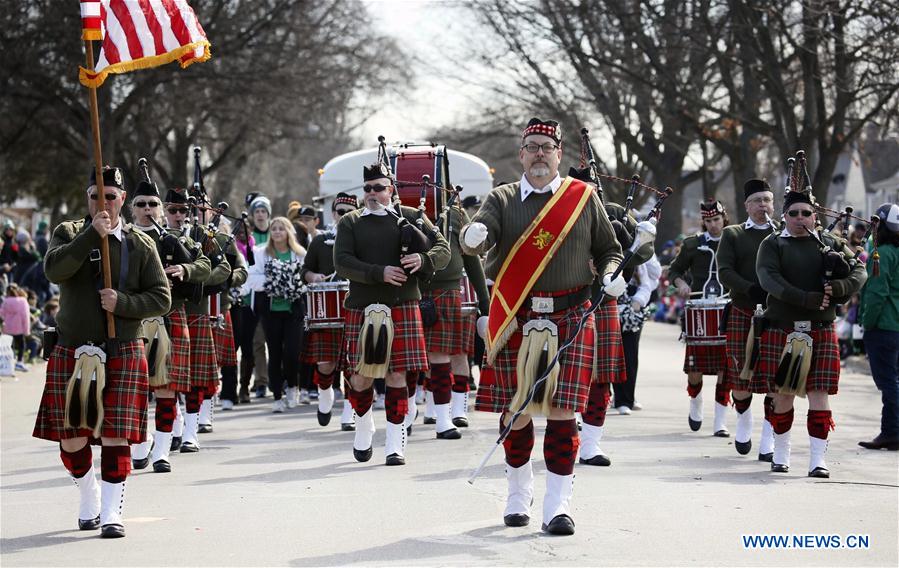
[461,118,623,536]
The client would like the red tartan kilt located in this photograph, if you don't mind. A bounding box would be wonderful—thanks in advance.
[725,305,753,391]
[423,289,469,355]
[212,311,238,368]
[476,301,596,414]
[683,342,727,375]
[593,300,625,384]
[303,327,346,369]
[344,301,429,374]
[187,314,219,392]
[162,306,191,393]
[33,340,149,444]
[753,324,840,395]
[461,311,476,356]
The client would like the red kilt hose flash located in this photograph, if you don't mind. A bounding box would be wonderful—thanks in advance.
[752,324,841,395]
[724,305,753,391]
[34,340,149,444]
[303,327,347,367]
[422,289,468,355]
[593,300,625,384]
[212,310,238,368]
[683,343,728,376]
[344,300,429,373]
[163,305,191,393]
[477,300,596,414]
[187,313,219,392]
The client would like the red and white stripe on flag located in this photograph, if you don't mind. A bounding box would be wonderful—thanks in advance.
[81,0,103,40]
[79,0,211,88]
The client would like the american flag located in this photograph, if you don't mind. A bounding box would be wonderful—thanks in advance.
[79,0,211,87]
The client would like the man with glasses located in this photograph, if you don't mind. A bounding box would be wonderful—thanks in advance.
[717,179,778,460]
[128,175,211,473]
[754,188,866,477]
[33,166,170,538]
[334,165,450,467]
[301,192,359,430]
[460,117,623,536]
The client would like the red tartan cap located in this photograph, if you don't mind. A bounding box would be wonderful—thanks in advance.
[522,117,561,143]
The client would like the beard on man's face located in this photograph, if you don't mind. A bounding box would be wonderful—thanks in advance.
[530,164,551,177]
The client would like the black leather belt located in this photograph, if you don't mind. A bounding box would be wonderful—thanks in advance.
[769,319,830,332]
[526,287,591,314]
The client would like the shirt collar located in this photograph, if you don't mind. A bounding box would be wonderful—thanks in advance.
[361,204,392,217]
[109,221,124,241]
[703,231,720,242]
[744,218,771,230]
[520,173,562,202]
[780,227,816,238]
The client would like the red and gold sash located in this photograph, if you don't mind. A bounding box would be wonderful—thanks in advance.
[486,177,593,363]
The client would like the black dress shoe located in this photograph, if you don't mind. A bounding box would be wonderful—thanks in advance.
[78,516,100,530]
[688,417,702,432]
[758,452,773,462]
[198,424,213,434]
[100,524,125,538]
[406,424,412,436]
[132,456,150,470]
[341,423,356,432]
[170,436,182,452]
[542,514,575,535]
[452,416,469,428]
[858,435,899,451]
[423,417,436,425]
[152,460,171,473]
[436,428,461,440]
[771,463,789,473]
[317,410,332,426]
[808,466,830,478]
[579,454,611,466]
[714,429,730,438]
[353,446,373,462]
[179,441,199,453]
[735,439,752,455]
[503,513,529,527]
[385,453,405,466]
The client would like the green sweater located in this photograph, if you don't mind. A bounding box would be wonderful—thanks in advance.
[859,243,899,332]
[757,230,867,322]
[668,233,721,294]
[717,224,775,310]
[44,218,171,346]
[219,233,248,311]
[334,205,451,309]
[134,224,211,311]
[420,207,490,314]
[184,231,233,316]
[461,181,622,291]
[301,231,336,280]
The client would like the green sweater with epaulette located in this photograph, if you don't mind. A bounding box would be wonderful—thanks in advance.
[44,217,171,346]
[217,233,247,311]
[717,224,775,310]
[668,233,720,293]
[334,205,451,309]
[134,224,211,311]
[184,231,232,316]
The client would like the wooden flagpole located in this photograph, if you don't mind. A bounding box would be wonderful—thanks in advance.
[84,38,116,338]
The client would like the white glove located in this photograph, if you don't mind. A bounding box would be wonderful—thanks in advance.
[630,220,657,250]
[602,273,627,298]
[463,222,488,248]
[477,315,489,340]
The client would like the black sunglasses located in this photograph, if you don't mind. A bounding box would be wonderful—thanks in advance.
[167,206,189,215]
[787,209,813,218]
[89,193,118,201]
[363,183,389,193]
[134,201,160,208]
[334,208,353,216]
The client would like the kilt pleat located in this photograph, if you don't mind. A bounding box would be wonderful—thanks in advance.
[423,289,468,355]
[163,306,191,393]
[212,310,238,368]
[724,305,753,391]
[753,324,840,395]
[344,301,429,374]
[187,314,219,392]
[594,300,625,384]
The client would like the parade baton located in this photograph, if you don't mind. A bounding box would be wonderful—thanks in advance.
[469,188,672,484]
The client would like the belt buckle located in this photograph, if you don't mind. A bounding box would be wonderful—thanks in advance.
[531,296,554,314]
[794,320,811,332]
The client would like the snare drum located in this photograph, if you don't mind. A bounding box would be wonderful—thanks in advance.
[390,143,448,221]
[460,273,478,315]
[305,281,349,330]
[684,298,729,345]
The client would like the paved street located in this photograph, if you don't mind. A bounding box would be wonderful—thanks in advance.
[2,322,897,566]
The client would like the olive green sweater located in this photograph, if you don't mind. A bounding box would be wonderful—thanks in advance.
[184,231,233,316]
[461,181,622,291]
[44,218,171,346]
[334,205,451,308]
[218,233,248,311]
[134,224,211,311]
[717,224,774,309]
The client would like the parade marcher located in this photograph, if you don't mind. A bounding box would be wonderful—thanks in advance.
[127,173,211,473]
[241,193,272,399]
[232,216,256,403]
[243,217,307,412]
[294,205,321,404]
[34,166,170,537]
[462,118,623,535]
[858,203,899,451]
[717,179,777,459]
[668,199,732,436]
[168,189,232,452]
[755,187,867,476]
[334,163,450,466]
[418,202,490,437]
[211,217,248,411]
[301,192,357,428]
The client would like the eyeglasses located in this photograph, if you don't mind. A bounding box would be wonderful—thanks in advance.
[363,184,389,193]
[787,209,813,218]
[167,207,189,215]
[334,208,353,216]
[134,201,160,209]
[521,142,560,154]
[89,193,118,201]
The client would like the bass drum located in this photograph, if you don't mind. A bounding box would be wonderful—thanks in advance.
[389,143,448,221]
